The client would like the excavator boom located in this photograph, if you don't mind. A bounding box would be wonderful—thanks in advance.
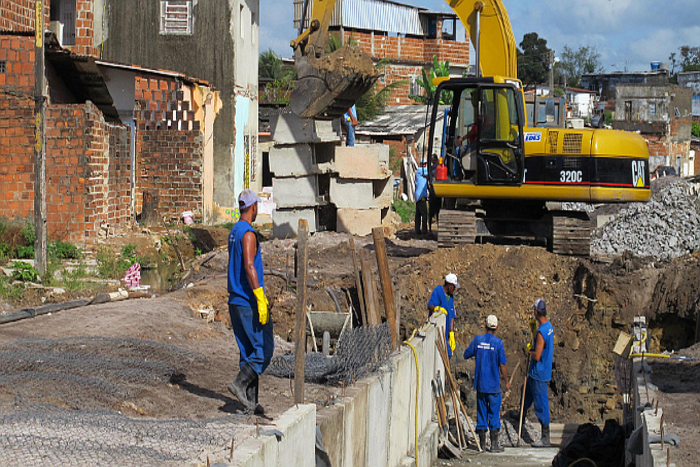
[446,0,517,79]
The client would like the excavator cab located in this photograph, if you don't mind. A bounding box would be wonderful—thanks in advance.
[429,79,525,186]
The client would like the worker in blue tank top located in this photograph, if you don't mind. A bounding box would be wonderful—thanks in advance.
[463,314,511,452]
[428,273,459,358]
[227,189,274,414]
[522,298,554,447]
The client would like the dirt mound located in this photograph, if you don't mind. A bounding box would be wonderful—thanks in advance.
[312,45,378,76]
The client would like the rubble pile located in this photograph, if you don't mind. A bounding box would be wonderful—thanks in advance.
[591,180,700,260]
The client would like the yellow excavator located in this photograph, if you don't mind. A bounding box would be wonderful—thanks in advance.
[426,0,650,255]
[289,0,380,119]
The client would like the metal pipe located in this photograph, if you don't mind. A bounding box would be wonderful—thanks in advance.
[475,4,482,78]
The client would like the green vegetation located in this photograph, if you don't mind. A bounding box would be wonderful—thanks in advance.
[10,261,39,282]
[48,241,82,260]
[0,276,23,301]
[409,56,452,105]
[392,199,415,223]
[96,244,152,279]
[259,49,297,105]
[692,121,700,138]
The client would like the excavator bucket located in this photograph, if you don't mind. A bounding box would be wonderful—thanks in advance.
[290,45,380,120]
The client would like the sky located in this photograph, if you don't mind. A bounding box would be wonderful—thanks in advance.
[259,0,700,75]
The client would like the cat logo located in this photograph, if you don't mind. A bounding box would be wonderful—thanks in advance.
[631,160,645,188]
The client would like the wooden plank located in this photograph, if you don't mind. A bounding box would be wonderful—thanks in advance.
[349,236,368,326]
[372,227,398,350]
[294,219,309,404]
[360,249,380,326]
[33,0,47,276]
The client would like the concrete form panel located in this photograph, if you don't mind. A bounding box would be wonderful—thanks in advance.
[337,208,382,237]
[271,113,341,145]
[269,144,315,177]
[273,176,320,208]
[365,371,391,467]
[330,179,375,209]
[334,144,391,180]
[373,176,394,209]
[387,348,412,467]
[273,208,318,238]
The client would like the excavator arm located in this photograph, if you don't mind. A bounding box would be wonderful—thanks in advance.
[290,0,379,119]
[445,0,517,79]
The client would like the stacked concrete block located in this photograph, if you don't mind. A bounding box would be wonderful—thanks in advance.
[332,144,394,237]
[270,113,394,238]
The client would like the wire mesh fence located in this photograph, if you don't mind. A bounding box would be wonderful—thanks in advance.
[265,323,393,384]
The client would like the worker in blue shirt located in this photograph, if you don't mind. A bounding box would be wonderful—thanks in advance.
[344,105,358,147]
[428,273,459,358]
[227,189,274,415]
[414,159,428,236]
[522,298,554,447]
[464,315,510,452]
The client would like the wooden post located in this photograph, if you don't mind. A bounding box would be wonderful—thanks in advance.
[360,249,379,325]
[349,236,367,326]
[33,0,47,276]
[372,227,398,350]
[294,219,309,404]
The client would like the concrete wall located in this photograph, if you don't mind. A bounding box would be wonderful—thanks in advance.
[217,314,445,467]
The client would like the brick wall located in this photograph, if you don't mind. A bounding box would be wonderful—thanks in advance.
[342,29,469,105]
[0,34,35,222]
[45,103,131,243]
[136,130,203,220]
[0,0,49,32]
[66,0,98,57]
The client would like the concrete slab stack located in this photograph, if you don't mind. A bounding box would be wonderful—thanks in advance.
[270,113,394,238]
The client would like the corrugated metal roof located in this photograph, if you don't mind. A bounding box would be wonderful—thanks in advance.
[294,0,455,36]
[355,104,448,136]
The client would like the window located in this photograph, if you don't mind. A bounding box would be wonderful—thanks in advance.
[160,1,193,35]
[625,101,632,121]
[409,75,420,97]
[50,0,76,46]
[0,61,6,74]
[649,102,656,117]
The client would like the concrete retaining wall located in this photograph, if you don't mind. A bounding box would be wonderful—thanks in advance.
[222,315,445,467]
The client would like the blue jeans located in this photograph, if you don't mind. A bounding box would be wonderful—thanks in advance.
[345,120,355,146]
[476,392,502,430]
[229,303,275,375]
[523,376,550,425]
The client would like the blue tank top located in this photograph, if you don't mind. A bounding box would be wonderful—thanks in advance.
[228,220,264,307]
[529,321,554,382]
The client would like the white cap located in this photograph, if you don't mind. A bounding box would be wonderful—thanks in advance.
[238,189,261,210]
[486,315,498,329]
[445,273,460,289]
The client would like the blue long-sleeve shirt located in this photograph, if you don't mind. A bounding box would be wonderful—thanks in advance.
[415,166,428,200]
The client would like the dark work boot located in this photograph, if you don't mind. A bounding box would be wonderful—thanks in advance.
[228,364,257,410]
[246,374,265,415]
[531,424,551,447]
[490,429,504,452]
[477,429,487,451]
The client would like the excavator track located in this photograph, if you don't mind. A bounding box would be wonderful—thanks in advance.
[550,211,591,257]
[438,210,477,248]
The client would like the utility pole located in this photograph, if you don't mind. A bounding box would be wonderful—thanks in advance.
[548,49,555,96]
[34,0,47,276]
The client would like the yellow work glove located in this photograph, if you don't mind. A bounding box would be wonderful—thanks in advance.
[529,318,538,337]
[449,332,456,353]
[526,342,533,353]
[253,287,269,325]
[434,306,448,315]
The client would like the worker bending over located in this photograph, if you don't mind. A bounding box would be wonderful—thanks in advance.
[463,315,510,452]
[428,273,459,358]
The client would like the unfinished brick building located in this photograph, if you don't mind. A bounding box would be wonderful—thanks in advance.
[1,1,219,244]
[294,0,470,105]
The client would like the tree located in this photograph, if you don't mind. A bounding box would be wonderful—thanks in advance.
[556,45,604,88]
[409,56,452,105]
[678,45,700,71]
[258,49,296,104]
[517,32,551,88]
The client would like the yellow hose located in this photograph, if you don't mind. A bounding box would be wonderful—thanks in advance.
[568,459,597,467]
[632,331,647,348]
[630,353,669,359]
[404,328,421,467]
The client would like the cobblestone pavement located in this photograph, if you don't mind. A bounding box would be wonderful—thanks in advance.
[0,406,252,466]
